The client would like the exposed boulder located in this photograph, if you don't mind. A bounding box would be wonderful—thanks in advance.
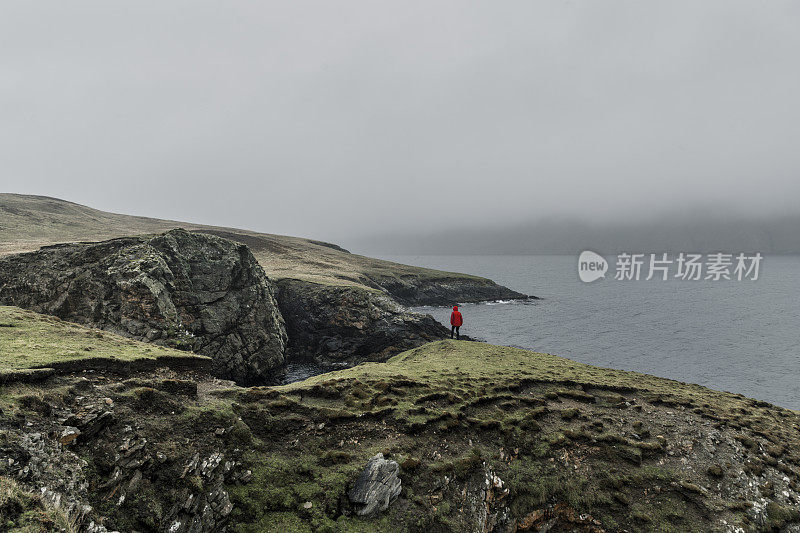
[0,229,287,383]
[348,453,401,516]
[275,279,448,365]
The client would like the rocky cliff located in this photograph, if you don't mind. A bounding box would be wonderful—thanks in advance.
[276,279,449,364]
[0,229,287,383]
[0,229,457,382]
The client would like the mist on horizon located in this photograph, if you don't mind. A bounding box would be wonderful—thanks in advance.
[2,1,799,246]
[348,212,800,256]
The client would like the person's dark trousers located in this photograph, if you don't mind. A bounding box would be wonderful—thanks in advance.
[451,326,460,340]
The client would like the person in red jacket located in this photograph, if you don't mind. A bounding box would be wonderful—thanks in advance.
[450,305,463,339]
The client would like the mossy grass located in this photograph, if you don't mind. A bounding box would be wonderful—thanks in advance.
[283,340,797,424]
[3,336,799,532]
[0,305,206,372]
[214,341,800,531]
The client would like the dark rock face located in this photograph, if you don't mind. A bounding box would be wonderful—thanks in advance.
[348,453,402,516]
[276,279,448,364]
[374,276,531,306]
[0,229,287,383]
[1,388,248,533]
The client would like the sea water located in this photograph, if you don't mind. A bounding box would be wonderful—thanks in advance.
[378,254,800,410]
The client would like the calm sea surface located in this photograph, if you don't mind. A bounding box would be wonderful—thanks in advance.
[374,254,800,410]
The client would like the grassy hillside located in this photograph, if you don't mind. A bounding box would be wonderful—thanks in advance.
[0,306,207,379]
[235,342,800,531]
[0,194,491,293]
[2,314,797,531]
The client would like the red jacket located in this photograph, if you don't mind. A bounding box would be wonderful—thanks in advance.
[450,306,463,327]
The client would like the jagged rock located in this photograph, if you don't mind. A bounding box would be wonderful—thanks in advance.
[181,453,201,479]
[0,229,288,383]
[200,452,223,477]
[233,469,253,484]
[65,409,115,440]
[86,522,120,533]
[126,469,142,492]
[59,427,80,445]
[276,279,448,365]
[166,451,237,532]
[348,453,401,516]
[7,430,94,525]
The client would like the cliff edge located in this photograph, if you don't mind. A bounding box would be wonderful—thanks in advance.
[1,327,797,533]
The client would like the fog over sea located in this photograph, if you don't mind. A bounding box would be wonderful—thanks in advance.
[376,254,800,410]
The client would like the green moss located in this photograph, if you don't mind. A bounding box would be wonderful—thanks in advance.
[560,408,580,420]
[766,502,800,529]
[234,512,312,533]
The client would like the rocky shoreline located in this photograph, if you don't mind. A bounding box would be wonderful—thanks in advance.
[365,273,532,307]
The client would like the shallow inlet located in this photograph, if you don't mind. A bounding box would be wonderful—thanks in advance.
[270,359,352,385]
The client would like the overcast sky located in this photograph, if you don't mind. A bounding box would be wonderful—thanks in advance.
[2,1,799,244]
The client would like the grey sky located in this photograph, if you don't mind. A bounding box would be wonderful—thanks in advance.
[2,1,799,244]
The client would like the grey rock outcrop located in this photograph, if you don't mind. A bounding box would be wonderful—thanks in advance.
[0,421,99,529]
[348,453,401,516]
[275,279,449,365]
[0,229,287,383]
[373,275,531,306]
